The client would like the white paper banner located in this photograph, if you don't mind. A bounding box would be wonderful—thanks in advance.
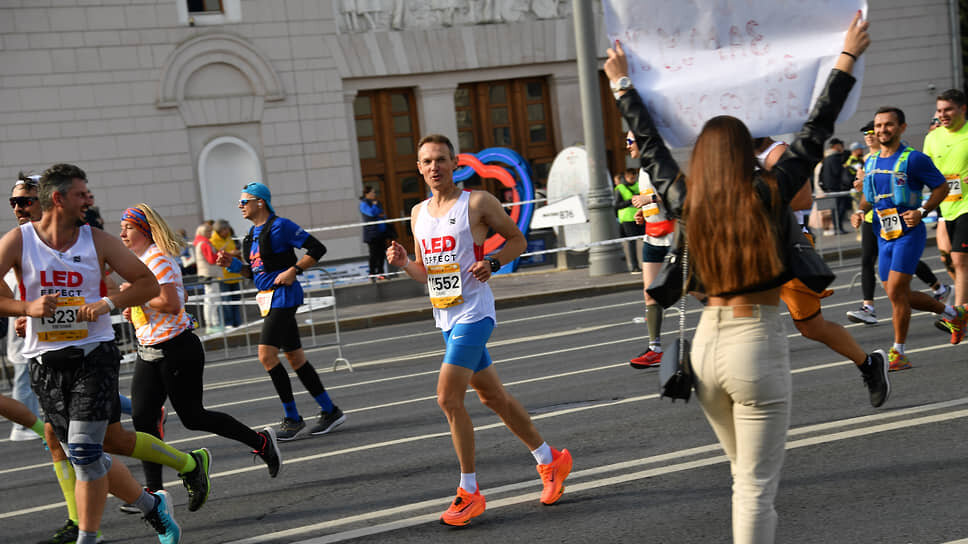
[603,0,867,148]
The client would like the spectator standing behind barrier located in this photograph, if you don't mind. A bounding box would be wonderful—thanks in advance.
[193,222,223,333]
[607,12,868,543]
[6,173,42,441]
[82,190,104,230]
[217,182,346,441]
[359,185,391,279]
[177,228,197,276]
[613,164,643,273]
[819,138,853,234]
[845,141,865,179]
[211,220,243,328]
[118,204,280,495]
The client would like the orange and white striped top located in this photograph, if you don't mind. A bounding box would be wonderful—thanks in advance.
[131,244,191,346]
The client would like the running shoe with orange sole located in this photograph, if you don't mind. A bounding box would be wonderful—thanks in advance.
[439,486,486,526]
[537,448,572,505]
[944,305,968,345]
[887,347,912,372]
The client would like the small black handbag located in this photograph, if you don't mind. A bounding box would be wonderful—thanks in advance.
[646,221,691,309]
[780,207,835,293]
[659,241,694,402]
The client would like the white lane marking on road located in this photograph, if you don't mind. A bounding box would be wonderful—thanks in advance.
[228,402,968,543]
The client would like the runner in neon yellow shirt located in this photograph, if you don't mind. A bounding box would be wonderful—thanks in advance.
[923,89,968,308]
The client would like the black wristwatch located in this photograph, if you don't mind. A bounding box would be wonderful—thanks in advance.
[484,256,501,273]
[292,264,304,275]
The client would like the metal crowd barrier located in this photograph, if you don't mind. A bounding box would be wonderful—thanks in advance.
[115,269,352,372]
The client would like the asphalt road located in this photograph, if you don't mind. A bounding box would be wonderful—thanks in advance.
[2,250,968,543]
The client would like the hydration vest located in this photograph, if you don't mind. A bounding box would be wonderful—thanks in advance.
[242,215,298,273]
[863,146,919,209]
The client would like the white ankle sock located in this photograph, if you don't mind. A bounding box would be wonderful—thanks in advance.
[649,343,662,354]
[944,305,957,319]
[459,473,477,493]
[531,442,553,465]
[893,343,905,354]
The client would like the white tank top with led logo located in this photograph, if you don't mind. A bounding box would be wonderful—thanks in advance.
[20,223,113,359]
[413,191,496,331]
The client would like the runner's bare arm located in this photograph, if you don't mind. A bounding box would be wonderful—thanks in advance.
[141,282,181,314]
[469,191,526,282]
[81,228,159,321]
[0,228,53,317]
[387,203,428,283]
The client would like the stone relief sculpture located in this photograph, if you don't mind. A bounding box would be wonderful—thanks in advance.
[336,0,569,33]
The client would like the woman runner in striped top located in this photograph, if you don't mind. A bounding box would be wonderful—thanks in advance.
[119,204,282,493]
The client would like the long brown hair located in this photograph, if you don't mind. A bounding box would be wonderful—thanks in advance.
[684,116,783,295]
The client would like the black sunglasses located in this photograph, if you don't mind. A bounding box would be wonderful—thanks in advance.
[10,196,38,208]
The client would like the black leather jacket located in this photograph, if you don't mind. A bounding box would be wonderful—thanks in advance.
[616,69,857,218]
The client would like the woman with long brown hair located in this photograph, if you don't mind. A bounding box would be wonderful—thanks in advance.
[606,13,871,543]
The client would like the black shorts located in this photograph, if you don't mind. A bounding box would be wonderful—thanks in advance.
[945,213,968,253]
[260,306,302,352]
[30,342,121,444]
[642,241,671,263]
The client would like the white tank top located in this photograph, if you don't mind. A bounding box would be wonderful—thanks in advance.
[637,168,673,247]
[20,223,113,359]
[413,190,497,331]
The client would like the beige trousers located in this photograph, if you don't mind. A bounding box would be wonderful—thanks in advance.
[691,304,791,544]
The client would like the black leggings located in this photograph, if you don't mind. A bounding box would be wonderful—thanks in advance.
[860,220,938,301]
[131,330,261,491]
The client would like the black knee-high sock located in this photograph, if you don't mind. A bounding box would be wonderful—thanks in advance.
[267,364,296,405]
[295,362,325,397]
[295,363,334,412]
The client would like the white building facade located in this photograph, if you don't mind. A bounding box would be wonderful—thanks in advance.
[0,0,961,258]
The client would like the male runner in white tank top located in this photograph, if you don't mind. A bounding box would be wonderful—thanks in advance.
[387,134,572,527]
[0,164,184,544]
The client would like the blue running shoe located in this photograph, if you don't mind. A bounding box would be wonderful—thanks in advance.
[144,490,181,544]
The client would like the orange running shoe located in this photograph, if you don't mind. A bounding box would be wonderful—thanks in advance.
[439,486,486,526]
[537,448,572,505]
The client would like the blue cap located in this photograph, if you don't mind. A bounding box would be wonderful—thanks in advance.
[241,181,274,214]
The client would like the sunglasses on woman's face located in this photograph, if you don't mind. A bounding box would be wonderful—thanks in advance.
[9,196,38,208]
[626,138,635,146]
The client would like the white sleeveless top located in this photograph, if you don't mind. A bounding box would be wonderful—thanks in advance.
[413,191,497,331]
[20,223,113,359]
[637,168,673,247]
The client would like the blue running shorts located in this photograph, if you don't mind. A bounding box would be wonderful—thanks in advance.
[877,222,926,281]
[441,317,495,373]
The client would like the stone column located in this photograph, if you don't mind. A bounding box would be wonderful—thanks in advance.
[550,73,582,148]
[416,84,459,144]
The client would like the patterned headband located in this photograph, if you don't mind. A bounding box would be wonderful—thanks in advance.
[121,207,152,239]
